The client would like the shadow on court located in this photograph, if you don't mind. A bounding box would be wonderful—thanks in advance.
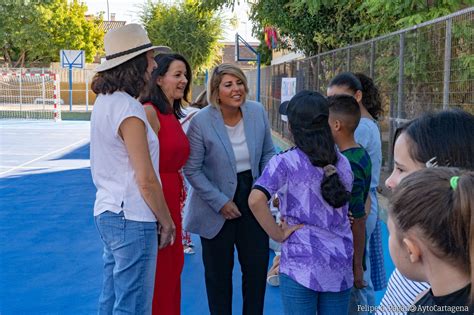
[51,143,90,160]
[0,120,391,314]
[0,143,283,314]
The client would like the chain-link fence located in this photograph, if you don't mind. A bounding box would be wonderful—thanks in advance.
[1,9,472,167]
[245,7,473,171]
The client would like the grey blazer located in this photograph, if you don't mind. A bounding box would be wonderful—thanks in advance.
[183,100,275,239]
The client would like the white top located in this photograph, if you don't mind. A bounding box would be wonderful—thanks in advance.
[376,268,430,315]
[90,91,160,222]
[225,119,251,173]
[179,106,200,133]
[355,117,382,188]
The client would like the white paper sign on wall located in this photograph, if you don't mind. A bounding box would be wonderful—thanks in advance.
[280,77,296,122]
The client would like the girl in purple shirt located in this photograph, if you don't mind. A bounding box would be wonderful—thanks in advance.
[249,90,354,314]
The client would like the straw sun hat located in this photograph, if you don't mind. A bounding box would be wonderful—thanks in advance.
[95,23,171,72]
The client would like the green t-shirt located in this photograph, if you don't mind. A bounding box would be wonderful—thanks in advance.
[341,146,372,219]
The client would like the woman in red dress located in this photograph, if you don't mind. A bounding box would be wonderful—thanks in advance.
[141,53,192,315]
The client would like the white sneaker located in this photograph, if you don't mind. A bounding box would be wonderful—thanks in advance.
[184,246,195,255]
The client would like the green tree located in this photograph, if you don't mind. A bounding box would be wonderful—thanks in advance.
[354,0,472,39]
[0,0,103,67]
[141,0,224,74]
[250,0,361,56]
[0,0,39,66]
[201,0,469,56]
[35,0,104,64]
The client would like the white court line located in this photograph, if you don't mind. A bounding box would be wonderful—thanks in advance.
[0,166,44,170]
[0,138,89,177]
[0,166,87,170]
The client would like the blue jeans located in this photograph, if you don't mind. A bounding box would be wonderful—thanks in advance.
[280,273,351,315]
[349,190,378,315]
[95,211,158,315]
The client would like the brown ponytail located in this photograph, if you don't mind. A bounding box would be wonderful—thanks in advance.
[453,172,474,302]
[390,167,474,301]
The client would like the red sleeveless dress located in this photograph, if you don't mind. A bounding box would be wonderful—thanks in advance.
[147,104,190,315]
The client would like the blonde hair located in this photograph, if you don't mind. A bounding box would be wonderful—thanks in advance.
[207,63,249,107]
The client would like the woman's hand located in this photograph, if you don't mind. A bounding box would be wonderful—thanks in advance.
[220,201,242,220]
[158,217,176,249]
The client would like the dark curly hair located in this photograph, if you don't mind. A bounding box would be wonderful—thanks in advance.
[354,73,383,121]
[140,53,192,119]
[328,72,362,92]
[91,53,148,98]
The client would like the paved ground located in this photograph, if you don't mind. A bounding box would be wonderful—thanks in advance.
[0,120,394,314]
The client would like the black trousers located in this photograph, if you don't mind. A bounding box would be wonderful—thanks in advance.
[201,170,269,315]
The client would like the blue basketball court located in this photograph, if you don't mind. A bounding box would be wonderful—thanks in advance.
[0,120,393,314]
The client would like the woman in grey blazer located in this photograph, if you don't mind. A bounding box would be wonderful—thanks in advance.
[183,63,275,315]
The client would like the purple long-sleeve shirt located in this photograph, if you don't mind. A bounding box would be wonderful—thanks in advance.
[254,147,354,292]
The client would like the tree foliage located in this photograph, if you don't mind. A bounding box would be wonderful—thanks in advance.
[0,0,103,67]
[199,0,238,10]
[354,0,471,39]
[201,0,469,56]
[250,0,361,56]
[141,0,224,74]
[201,0,473,118]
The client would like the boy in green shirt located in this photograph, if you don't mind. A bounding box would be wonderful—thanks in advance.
[328,94,372,294]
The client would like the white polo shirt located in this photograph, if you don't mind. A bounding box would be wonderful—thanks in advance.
[90,91,160,222]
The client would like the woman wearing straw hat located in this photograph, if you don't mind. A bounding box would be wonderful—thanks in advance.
[90,23,174,314]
